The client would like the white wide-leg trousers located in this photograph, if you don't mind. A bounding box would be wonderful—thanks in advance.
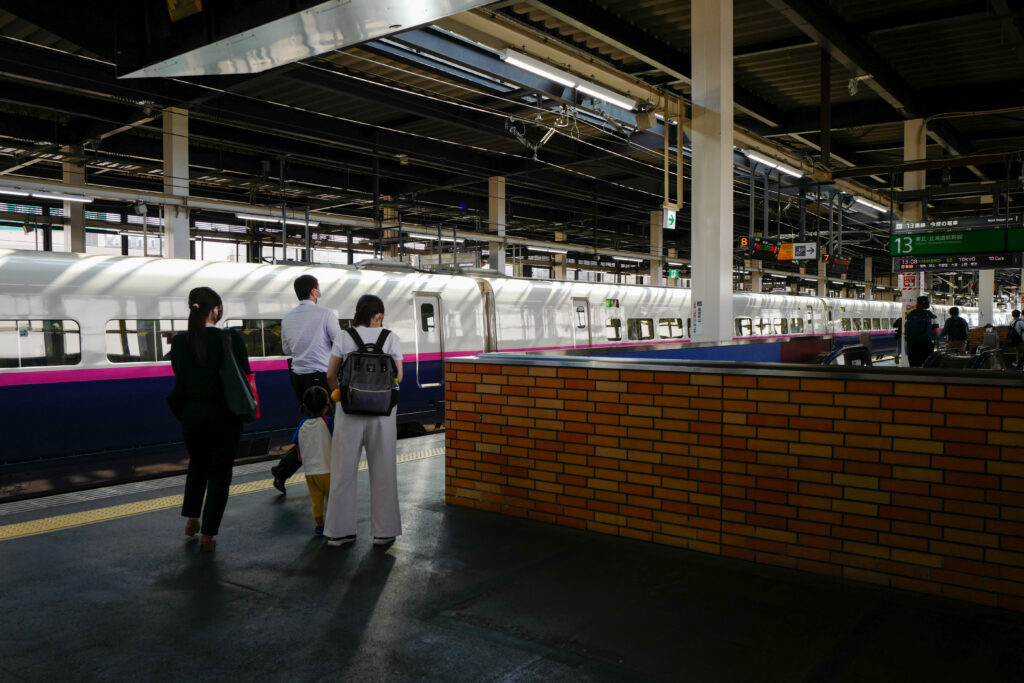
[323,406,401,539]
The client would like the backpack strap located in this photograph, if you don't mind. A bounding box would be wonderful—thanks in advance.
[374,328,391,350]
[346,326,366,351]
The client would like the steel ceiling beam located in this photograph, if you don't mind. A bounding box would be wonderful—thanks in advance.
[526,0,787,127]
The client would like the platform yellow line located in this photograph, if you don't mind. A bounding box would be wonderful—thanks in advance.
[0,447,444,542]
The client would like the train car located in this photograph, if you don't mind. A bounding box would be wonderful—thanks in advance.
[0,248,1000,474]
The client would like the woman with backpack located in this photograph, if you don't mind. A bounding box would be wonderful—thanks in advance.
[323,294,403,548]
[904,296,939,367]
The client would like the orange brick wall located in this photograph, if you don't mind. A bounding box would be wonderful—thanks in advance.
[444,360,1024,611]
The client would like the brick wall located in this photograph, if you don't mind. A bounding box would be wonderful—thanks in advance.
[444,359,1024,611]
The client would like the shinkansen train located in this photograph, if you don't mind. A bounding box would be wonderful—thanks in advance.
[0,249,997,468]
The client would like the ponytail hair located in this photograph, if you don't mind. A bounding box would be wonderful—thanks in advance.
[187,286,223,367]
[353,294,384,326]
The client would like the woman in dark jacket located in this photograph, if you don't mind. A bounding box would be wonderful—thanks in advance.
[169,287,250,552]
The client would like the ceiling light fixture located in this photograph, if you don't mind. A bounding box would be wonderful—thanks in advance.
[853,196,888,213]
[32,192,93,203]
[501,49,637,111]
[744,151,804,178]
[0,189,30,197]
[235,213,320,227]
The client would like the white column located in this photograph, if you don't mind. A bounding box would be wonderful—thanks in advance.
[690,0,733,342]
[488,176,506,274]
[979,269,994,326]
[553,230,567,280]
[61,147,85,253]
[163,107,191,259]
[649,210,664,286]
[903,119,927,221]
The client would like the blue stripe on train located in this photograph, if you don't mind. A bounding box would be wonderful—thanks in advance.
[0,363,444,466]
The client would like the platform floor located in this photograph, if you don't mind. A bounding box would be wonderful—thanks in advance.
[1,433,1022,682]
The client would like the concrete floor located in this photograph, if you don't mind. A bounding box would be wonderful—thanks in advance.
[1,436,1022,682]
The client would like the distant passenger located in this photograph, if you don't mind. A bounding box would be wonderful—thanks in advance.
[324,294,403,548]
[1009,309,1024,370]
[271,274,343,493]
[294,386,333,536]
[168,286,250,552]
[904,295,938,367]
[941,307,969,354]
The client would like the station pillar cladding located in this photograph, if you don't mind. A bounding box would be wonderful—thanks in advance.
[690,0,733,342]
[163,107,191,259]
[488,176,506,274]
[61,146,85,253]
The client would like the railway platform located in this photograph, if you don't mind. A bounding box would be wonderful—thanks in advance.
[1,433,1022,682]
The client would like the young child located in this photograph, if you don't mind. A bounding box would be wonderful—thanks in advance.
[293,386,333,535]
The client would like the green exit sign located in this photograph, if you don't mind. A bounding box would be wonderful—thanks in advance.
[890,229,1005,256]
[668,269,679,278]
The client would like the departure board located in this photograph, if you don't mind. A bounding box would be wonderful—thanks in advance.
[892,252,1022,272]
[889,229,1005,256]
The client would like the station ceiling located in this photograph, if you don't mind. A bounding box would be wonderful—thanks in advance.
[0,0,1021,287]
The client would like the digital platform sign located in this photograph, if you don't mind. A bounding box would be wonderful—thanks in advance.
[892,252,1022,272]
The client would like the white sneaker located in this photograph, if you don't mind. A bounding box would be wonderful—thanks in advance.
[326,535,356,547]
[372,536,395,546]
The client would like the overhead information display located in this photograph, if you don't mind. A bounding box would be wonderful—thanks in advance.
[890,229,1005,256]
[892,252,1022,272]
[740,236,780,260]
[892,216,1021,234]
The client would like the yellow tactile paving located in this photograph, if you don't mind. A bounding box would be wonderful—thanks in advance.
[0,446,444,542]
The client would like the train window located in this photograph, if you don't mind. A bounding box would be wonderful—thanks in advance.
[605,299,620,308]
[0,319,81,367]
[223,319,284,358]
[606,318,622,341]
[840,318,852,332]
[735,317,752,336]
[852,318,862,331]
[756,318,772,335]
[627,318,654,340]
[790,318,804,333]
[872,318,881,329]
[575,305,587,329]
[862,318,872,330]
[107,319,183,363]
[774,318,788,335]
[659,318,684,339]
[420,304,435,332]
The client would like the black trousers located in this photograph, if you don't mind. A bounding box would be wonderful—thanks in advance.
[182,419,242,536]
[275,370,331,480]
[907,341,934,368]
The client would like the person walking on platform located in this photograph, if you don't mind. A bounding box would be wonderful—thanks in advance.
[271,274,342,493]
[1009,309,1024,370]
[904,295,939,367]
[323,294,403,548]
[168,287,250,552]
[941,306,969,354]
[294,386,333,536]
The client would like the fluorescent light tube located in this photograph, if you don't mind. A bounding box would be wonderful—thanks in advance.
[501,50,577,88]
[612,256,642,262]
[235,213,320,227]
[745,151,803,178]
[33,193,93,203]
[0,189,29,196]
[532,246,568,254]
[575,82,636,111]
[854,196,887,213]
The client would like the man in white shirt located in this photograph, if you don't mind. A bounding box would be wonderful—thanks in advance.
[272,274,342,492]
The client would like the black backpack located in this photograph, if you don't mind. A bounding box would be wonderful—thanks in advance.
[337,327,399,416]
[1008,322,1023,348]
[904,310,933,344]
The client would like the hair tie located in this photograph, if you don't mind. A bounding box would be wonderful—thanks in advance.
[191,303,199,310]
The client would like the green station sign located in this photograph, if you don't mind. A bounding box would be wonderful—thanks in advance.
[889,229,1006,256]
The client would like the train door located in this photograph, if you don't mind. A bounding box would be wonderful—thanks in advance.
[414,294,443,387]
[572,298,591,347]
